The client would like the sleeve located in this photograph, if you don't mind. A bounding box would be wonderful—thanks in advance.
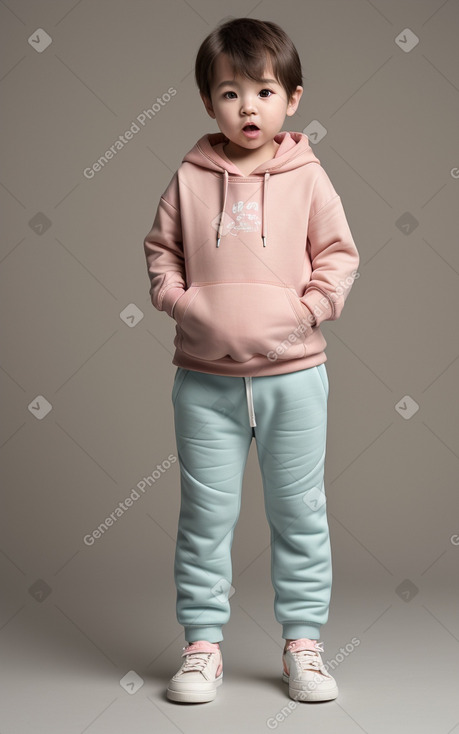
[143,172,186,319]
[300,168,360,327]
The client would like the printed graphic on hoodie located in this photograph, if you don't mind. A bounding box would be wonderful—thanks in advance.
[213,199,261,239]
[229,200,261,234]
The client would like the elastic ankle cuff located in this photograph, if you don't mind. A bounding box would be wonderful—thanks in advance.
[184,626,223,643]
[282,623,320,640]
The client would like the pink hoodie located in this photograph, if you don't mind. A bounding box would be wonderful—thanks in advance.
[143,131,359,376]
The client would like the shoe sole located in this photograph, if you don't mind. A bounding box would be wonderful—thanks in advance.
[282,672,338,702]
[167,674,223,703]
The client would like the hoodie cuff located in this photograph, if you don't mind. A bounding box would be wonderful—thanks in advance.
[159,286,186,318]
[300,288,334,327]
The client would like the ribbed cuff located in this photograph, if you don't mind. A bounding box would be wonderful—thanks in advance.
[162,286,185,318]
[300,287,334,327]
[282,623,321,640]
[184,625,223,643]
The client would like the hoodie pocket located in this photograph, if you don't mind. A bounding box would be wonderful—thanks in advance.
[173,282,310,363]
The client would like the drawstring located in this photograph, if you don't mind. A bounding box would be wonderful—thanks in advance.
[216,170,229,248]
[261,172,269,247]
[217,170,228,247]
[216,170,270,247]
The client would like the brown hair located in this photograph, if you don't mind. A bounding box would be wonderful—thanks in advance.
[195,17,303,103]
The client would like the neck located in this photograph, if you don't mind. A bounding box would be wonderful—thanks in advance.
[223,139,279,174]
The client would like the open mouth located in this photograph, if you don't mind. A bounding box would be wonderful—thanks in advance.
[243,124,259,131]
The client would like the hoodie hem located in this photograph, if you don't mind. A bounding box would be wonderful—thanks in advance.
[171,350,327,377]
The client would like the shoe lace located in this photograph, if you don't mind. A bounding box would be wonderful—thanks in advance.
[181,651,213,672]
[291,643,324,672]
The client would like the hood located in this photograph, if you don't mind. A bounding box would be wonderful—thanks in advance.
[182,131,320,247]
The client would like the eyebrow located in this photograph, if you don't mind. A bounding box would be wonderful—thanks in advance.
[216,78,278,90]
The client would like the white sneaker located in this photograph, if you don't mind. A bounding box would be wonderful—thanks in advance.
[166,640,223,703]
[282,638,338,702]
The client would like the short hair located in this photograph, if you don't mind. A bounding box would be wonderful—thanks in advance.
[195,17,303,102]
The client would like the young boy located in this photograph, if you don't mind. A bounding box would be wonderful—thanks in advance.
[143,17,359,704]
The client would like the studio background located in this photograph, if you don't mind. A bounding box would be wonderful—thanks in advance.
[1,1,458,732]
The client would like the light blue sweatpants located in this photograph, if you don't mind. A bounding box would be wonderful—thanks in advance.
[171,363,332,644]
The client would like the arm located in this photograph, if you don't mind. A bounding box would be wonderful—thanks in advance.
[300,171,360,327]
[143,173,186,319]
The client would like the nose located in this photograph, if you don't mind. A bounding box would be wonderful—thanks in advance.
[240,94,257,115]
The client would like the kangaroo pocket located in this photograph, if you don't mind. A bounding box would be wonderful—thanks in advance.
[173,282,310,363]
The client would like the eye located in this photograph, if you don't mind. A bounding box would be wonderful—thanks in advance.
[223,91,237,99]
[259,89,273,98]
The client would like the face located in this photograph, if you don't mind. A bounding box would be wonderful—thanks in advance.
[201,53,303,160]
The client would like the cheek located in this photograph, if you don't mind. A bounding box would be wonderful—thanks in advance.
[271,101,289,117]
[217,107,234,122]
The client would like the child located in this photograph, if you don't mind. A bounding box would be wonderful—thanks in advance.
[143,17,359,704]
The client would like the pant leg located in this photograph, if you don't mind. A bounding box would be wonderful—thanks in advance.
[252,363,332,641]
[172,367,252,643]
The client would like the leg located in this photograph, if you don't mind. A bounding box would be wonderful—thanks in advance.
[172,368,252,643]
[252,364,332,641]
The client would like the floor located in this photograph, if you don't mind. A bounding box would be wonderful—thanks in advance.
[1,578,458,734]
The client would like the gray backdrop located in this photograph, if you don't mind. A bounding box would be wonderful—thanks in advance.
[1,1,458,732]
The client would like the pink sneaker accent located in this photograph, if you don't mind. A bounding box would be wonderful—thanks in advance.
[182,640,220,655]
[284,638,324,653]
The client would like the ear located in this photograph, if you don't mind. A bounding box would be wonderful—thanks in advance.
[286,85,303,117]
[200,91,216,119]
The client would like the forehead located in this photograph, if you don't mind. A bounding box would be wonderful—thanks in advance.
[211,52,276,87]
